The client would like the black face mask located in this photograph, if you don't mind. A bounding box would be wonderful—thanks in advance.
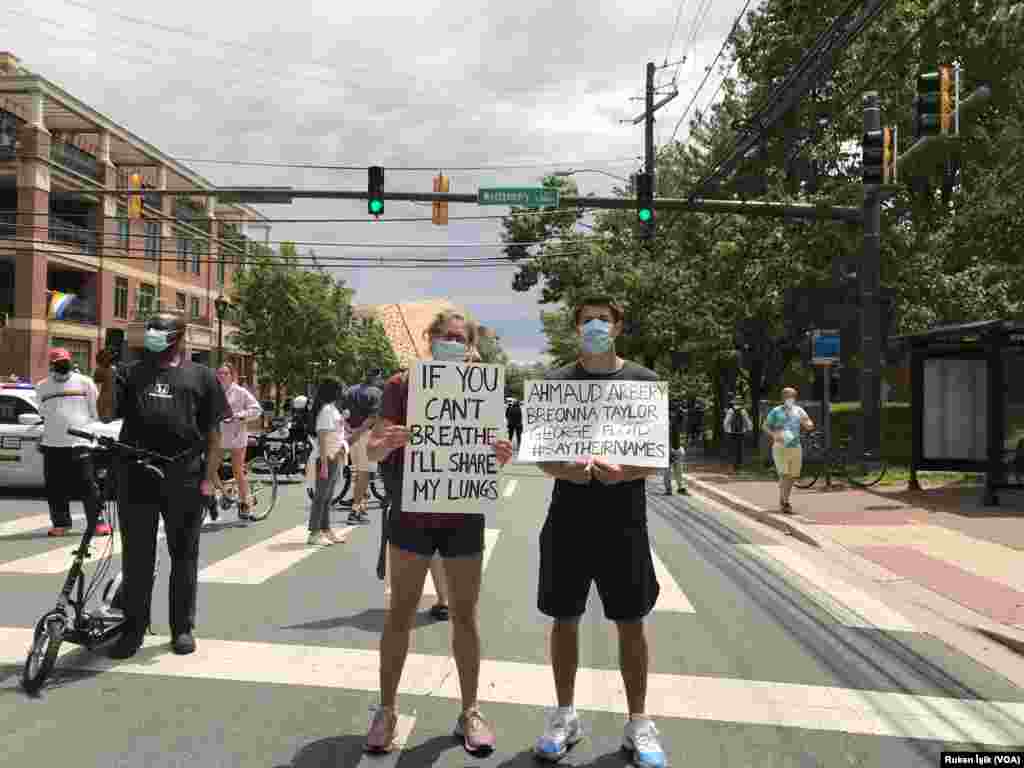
[52,362,72,376]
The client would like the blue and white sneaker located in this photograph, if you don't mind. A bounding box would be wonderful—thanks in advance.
[534,708,584,762]
[622,717,667,768]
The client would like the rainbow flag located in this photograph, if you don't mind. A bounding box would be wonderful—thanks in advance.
[48,291,76,320]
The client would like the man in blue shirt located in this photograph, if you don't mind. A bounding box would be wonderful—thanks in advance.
[763,386,814,514]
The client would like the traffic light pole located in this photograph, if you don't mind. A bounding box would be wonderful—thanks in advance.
[862,92,883,458]
[645,61,656,185]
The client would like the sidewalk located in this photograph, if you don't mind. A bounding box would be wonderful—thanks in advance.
[679,455,1024,647]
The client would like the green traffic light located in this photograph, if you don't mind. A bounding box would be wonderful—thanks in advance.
[638,208,652,222]
[370,199,383,214]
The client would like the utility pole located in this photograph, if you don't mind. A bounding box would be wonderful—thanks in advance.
[861,91,883,458]
[645,61,656,183]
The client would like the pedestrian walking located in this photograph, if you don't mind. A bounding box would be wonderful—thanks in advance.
[93,347,118,423]
[216,363,263,521]
[723,397,753,471]
[506,398,523,451]
[533,295,667,768]
[363,309,513,756]
[36,347,110,537]
[344,370,384,524]
[663,403,687,495]
[763,386,814,514]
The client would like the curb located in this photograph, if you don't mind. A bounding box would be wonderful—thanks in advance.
[685,478,1024,659]
[686,477,823,548]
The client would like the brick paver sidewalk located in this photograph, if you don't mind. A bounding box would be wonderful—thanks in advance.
[680,458,1024,631]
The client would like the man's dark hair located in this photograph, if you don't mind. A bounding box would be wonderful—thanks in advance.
[572,296,624,327]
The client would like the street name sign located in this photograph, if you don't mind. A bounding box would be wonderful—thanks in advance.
[478,187,559,208]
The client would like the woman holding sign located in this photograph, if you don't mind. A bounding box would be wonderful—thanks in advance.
[363,309,514,756]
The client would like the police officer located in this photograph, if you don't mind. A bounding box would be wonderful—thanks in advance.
[108,313,229,658]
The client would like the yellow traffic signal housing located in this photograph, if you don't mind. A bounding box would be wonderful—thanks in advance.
[128,172,142,219]
[882,127,894,184]
[939,64,954,135]
[432,173,449,225]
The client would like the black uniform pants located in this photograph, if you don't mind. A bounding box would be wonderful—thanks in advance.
[730,433,745,469]
[508,424,522,447]
[42,446,103,529]
[118,466,204,637]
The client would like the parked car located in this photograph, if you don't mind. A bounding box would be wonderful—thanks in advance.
[0,382,121,488]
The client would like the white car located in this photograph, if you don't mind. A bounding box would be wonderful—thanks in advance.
[0,382,122,488]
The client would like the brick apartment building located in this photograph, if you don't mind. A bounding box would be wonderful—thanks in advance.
[0,51,272,384]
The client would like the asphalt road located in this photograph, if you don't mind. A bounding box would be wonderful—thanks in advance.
[1,466,1022,767]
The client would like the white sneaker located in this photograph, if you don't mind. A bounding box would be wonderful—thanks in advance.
[534,708,584,761]
[622,717,667,768]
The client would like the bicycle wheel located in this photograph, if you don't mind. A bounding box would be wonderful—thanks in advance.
[369,472,387,502]
[331,463,353,506]
[844,452,888,488]
[22,611,66,694]
[793,459,821,489]
[245,456,278,521]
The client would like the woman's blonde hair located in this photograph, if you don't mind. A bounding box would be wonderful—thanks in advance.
[422,309,478,348]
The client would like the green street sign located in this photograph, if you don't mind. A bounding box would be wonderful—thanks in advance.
[477,187,559,208]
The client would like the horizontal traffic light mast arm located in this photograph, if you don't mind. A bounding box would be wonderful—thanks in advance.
[896,85,992,172]
[81,187,862,223]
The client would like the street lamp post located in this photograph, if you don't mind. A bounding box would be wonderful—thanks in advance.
[214,295,229,368]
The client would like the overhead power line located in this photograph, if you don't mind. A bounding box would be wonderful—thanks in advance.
[173,157,639,172]
[669,0,754,144]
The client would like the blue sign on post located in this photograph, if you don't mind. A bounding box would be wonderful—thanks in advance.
[812,330,840,365]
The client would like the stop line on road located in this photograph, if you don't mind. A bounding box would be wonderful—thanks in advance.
[0,626,1021,746]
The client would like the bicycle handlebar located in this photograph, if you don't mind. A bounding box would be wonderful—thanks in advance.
[66,428,194,469]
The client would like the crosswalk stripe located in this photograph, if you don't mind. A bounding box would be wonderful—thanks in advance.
[198,525,355,584]
[0,529,162,575]
[739,544,917,633]
[650,549,695,613]
[0,512,86,538]
[0,627,1021,744]
[422,529,500,598]
[501,478,518,498]
[354,714,417,766]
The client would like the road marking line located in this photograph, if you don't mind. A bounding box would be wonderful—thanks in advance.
[423,529,500,598]
[650,549,695,613]
[502,478,518,498]
[354,714,417,767]
[0,529,163,575]
[198,525,354,585]
[739,544,917,633]
[0,511,153,539]
[1,627,1020,745]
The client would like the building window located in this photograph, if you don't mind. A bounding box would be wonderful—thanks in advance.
[176,292,186,313]
[49,337,91,374]
[137,282,156,317]
[144,222,160,262]
[217,255,225,287]
[192,241,202,275]
[117,204,129,247]
[190,296,200,319]
[114,277,128,319]
[176,235,189,272]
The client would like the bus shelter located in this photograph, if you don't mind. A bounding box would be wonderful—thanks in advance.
[908,320,1024,506]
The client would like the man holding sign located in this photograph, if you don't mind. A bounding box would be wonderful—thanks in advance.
[526,297,669,768]
[364,310,514,757]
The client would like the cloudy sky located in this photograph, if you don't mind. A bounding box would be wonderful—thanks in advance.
[4,0,751,363]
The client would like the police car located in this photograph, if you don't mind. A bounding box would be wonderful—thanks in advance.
[0,382,121,488]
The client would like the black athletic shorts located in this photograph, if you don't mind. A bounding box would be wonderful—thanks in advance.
[389,514,485,559]
[538,513,660,622]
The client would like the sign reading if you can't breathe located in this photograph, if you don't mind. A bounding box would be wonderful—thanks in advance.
[403,361,507,515]
[518,379,670,468]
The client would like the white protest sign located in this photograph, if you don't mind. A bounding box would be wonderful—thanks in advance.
[403,361,507,515]
[518,379,669,468]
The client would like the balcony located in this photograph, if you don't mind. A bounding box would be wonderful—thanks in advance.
[49,216,96,256]
[49,140,99,181]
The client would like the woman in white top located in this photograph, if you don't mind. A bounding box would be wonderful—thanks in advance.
[216,363,264,519]
[307,376,349,546]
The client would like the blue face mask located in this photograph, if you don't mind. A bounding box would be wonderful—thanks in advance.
[144,329,171,353]
[581,319,612,354]
[431,339,467,362]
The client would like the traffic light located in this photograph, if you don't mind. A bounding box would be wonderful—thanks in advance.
[368,165,384,217]
[432,173,449,225]
[862,129,885,184]
[635,171,655,241]
[915,65,955,138]
[883,126,896,184]
[128,171,142,219]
